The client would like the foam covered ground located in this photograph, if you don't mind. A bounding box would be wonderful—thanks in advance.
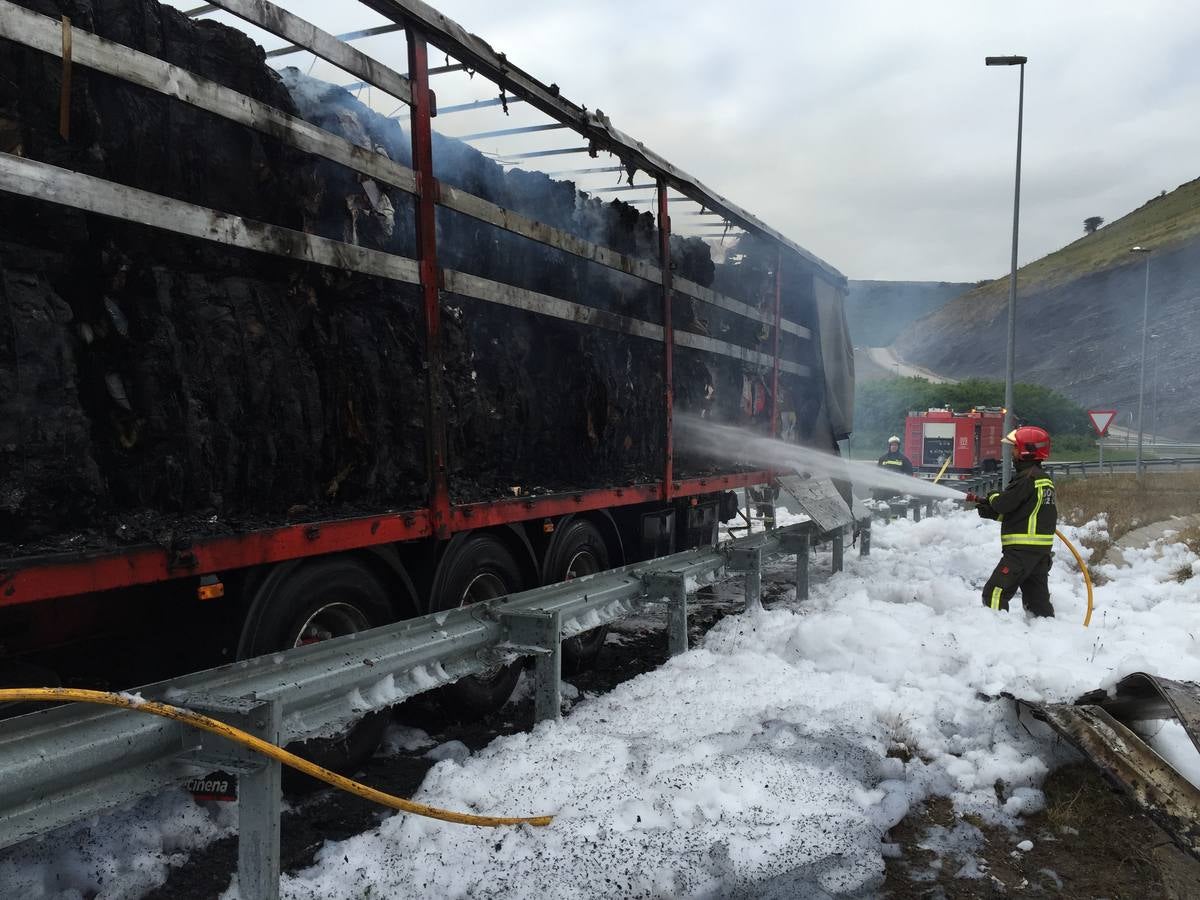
[267,506,1200,899]
[4,504,1200,898]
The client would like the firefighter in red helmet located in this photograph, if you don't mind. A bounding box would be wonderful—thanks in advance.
[971,426,1056,617]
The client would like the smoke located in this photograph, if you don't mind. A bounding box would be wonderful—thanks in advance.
[673,414,966,500]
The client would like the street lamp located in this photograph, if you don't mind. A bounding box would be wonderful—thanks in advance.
[1149,333,1160,445]
[1130,246,1151,478]
[986,54,1027,486]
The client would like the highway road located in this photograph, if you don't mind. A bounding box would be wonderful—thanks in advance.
[864,346,958,384]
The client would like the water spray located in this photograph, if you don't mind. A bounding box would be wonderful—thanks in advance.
[674,415,963,501]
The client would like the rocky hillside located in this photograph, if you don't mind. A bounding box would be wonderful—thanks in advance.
[845,280,971,346]
[895,178,1200,440]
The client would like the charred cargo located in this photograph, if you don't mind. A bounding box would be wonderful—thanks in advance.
[0,0,852,556]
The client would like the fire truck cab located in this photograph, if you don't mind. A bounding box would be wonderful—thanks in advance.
[904,407,1005,479]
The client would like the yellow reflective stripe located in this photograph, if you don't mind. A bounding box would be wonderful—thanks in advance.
[881,460,902,466]
[987,492,1000,503]
[1026,482,1044,538]
[990,587,1003,610]
[1002,534,1055,546]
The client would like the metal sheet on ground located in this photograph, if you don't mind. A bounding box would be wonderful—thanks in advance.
[776,475,854,533]
[1030,702,1200,860]
[1095,673,1200,756]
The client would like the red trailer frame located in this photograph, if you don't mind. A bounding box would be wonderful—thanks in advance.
[0,1,849,669]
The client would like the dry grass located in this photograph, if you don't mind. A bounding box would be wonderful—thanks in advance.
[1059,472,1200,539]
[1177,524,1200,556]
[1172,524,1200,582]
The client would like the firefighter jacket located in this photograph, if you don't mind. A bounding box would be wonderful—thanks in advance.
[976,463,1056,552]
[877,450,914,476]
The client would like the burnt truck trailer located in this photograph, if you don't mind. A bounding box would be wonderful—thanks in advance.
[0,0,853,725]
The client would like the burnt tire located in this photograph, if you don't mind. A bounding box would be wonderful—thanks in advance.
[237,558,396,785]
[544,519,612,675]
[432,534,526,717]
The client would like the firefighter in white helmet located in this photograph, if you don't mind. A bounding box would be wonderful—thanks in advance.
[877,435,914,476]
[873,434,914,502]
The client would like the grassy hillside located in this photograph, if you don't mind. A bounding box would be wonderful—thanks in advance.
[939,177,1200,318]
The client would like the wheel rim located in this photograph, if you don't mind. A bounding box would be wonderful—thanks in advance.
[291,602,372,648]
[461,571,512,683]
[460,571,508,606]
[564,549,599,580]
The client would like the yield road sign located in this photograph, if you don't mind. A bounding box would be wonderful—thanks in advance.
[1088,409,1116,436]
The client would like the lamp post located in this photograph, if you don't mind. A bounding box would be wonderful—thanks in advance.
[1149,333,1160,445]
[1130,246,1151,478]
[986,54,1027,486]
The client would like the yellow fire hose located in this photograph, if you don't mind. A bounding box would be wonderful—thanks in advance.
[0,687,552,828]
[932,456,953,485]
[1055,529,1095,627]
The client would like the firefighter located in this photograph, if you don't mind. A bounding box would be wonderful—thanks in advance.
[971,426,1056,617]
[877,436,914,475]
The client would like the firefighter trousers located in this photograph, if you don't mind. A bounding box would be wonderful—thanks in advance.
[981,550,1054,618]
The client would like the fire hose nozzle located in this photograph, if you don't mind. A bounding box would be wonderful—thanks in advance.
[963,492,981,504]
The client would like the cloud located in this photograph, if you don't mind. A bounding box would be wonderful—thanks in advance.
[192,0,1200,282]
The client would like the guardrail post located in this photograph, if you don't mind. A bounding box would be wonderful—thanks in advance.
[187,695,282,900]
[239,698,282,900]
[859,517,871,557]
[831,528,844,574]
[645,573,689,656]
[728,546,764,611]
[780,531,810,601]
[501,610,562,723]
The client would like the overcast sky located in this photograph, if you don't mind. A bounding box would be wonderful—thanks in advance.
[196,0,1200,283]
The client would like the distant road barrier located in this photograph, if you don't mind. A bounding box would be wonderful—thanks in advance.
[942,457,1200,498]
[1045,457,1200,479]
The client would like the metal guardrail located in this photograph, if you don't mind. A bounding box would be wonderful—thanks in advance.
[927,456,1200,499]
[1046,457,1200,479]
[0,517,869,900]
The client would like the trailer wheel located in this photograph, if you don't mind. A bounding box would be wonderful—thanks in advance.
[545,519,611,674]
[237,558,396,782]
[432,534,526,716]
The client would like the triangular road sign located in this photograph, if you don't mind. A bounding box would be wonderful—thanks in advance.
[1088,409,1116,436]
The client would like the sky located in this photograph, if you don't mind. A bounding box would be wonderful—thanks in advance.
[184,0,1200,282]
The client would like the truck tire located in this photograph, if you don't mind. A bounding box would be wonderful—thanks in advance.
[545,519,611,674]
[431,534,526,716]
[237,558,397,783]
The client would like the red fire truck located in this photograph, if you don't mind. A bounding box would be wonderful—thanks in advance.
[904,408,1005,479]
